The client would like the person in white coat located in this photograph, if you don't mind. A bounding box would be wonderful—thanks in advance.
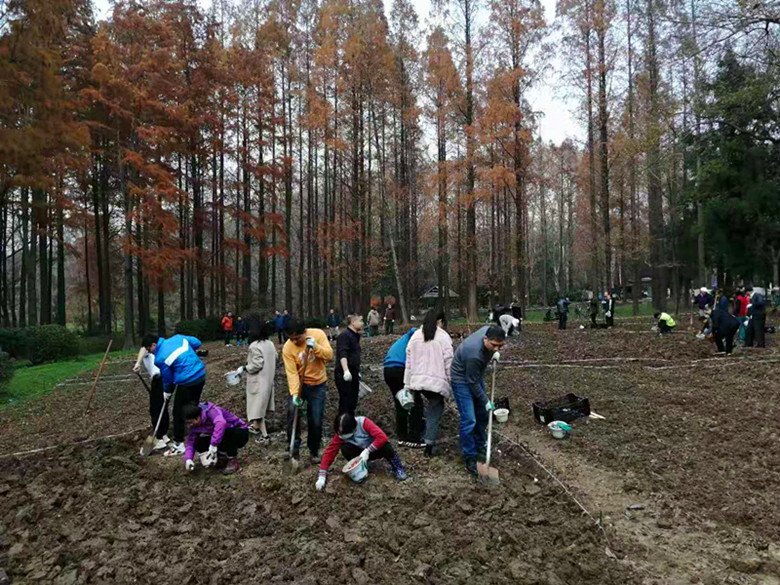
[404,310,453,457]
[244,321,277,443]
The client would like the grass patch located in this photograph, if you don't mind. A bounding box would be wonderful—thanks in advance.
[0,350,135,407]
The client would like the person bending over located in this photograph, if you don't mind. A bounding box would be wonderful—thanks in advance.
[654,312,676,334]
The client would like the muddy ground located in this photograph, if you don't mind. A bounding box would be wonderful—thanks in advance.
[1,312,778,584]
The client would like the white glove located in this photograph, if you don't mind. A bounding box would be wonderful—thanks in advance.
[606,311,612,318]
[492,351,500,363]
[343,369,353,382]
[132,363,141,373]
[306,337,317,350]
[185,459,195,472]
[359,448,371,463]
[163,391,172,401]
[315,476,326,491]
[204,445,218,467]
[236,365,245,376]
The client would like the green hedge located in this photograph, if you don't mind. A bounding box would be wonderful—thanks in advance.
[78,334,124,355]
[174,317,223,341]
[0,324,80,365]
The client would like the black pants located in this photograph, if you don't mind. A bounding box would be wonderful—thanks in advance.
[172,378,205,443]
[149,375,169,439]
[590,314,597,327]
[383,366,423,443]
[558,313,567,330]
[715,323,739,354]
[606,314,614,327]
[745,313,766,348]
[340,441,396,463]
[336,368,360,416]
[194,427,249,457]
[224,330,232,345]
[659,321,675,334]
[385,320,395,334]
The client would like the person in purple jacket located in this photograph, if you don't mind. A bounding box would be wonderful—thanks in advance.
[182,402,249,475]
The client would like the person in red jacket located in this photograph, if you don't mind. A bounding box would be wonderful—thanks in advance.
[221,311,234,346]
[315,413,407,491]
[734,290,750,318]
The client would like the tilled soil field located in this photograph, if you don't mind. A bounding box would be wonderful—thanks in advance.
[1,313,778,584]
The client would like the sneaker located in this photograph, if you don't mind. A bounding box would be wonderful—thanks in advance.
[248,427,261,435]
[310,453,321,464]
[163,442,185,457]
[255,435,270,445]
[465,457,478,477]
[153,438,169,451]
[389,454,407,481]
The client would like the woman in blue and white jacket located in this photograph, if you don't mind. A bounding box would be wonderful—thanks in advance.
[142,333,206,456]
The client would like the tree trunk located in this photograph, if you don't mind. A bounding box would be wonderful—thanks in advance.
[597,0,611,291]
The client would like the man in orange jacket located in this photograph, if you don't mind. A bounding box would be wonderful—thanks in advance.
[221,312,234,346]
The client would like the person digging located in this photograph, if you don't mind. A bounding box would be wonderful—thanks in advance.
[450,325,505,477]
[182,402,249,475]
[315,413,407,491]
[283,319,333,463]
[653,312,677,334]
[133,343,170,454]
[142,333,207,457]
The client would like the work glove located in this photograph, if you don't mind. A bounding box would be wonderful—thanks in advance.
[163,391,172,401]
[236,365,245,376]
[132,363,141,373]
[306,337,317,350]
[492,351,501,363]
[359,448,371,463]
[185,459,195,472]
[204,445,218,467]
[605,311,612,318]
[293,395,303,407]
[315,475,326,491]
[485,400,495,412]
[343,369,353,382]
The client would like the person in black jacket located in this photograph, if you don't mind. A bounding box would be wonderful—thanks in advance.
[744,287,766,348]
[556,297,570,330]
[604,292,615,327]
[335,314,364,416]
[709,307,740,354]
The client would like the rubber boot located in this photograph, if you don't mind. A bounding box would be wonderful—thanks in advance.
[389,454,407,481]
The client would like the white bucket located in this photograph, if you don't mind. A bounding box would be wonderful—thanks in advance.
[493,408,509,423]
[548,420,572,440]
[225,370,242,386]
[342,456,368,483]
[395,388,414,410]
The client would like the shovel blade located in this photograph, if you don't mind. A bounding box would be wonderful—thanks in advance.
[477,462,500,485]
[140,435,156,457]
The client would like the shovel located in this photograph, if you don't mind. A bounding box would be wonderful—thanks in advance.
[287,347,312,473]
[477,360,500,486]
[135,371,151,395]
[140,385,175,456]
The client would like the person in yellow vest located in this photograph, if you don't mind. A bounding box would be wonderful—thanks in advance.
[282,319,333,462]
[654,312,676,334]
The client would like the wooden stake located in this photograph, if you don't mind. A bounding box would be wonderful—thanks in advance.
[85,339,113,414]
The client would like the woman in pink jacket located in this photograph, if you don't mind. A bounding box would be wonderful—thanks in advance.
[404,310,453,457]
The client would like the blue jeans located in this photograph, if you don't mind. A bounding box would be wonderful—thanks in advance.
[286,383,327,456]
[452,381,488,458]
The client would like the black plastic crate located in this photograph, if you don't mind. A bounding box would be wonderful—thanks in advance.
[532,393,590,424]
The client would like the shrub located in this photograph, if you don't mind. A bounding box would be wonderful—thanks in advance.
[0,350,14,383]
[19,325,80,364]
[174,317,223,341]
[303,317,328,330]
[78,334,124,355]
[0,329,22,359]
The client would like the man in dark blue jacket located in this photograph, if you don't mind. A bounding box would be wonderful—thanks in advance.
[709,306,740,355]
[745,287,766,348]
[143,333,206,456]
[450,326,505,476]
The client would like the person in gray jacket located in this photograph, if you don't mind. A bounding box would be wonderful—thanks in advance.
[450,325,505,476]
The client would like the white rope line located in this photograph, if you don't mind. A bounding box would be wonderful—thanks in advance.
[0,427,146,460]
